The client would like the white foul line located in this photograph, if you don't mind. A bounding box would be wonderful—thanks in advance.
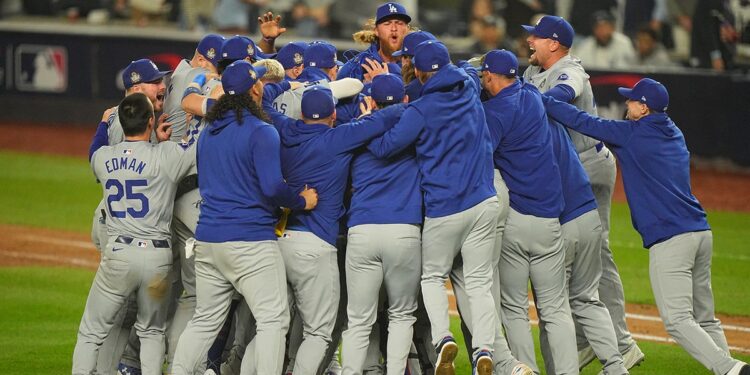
[0,249,98,269]
[19,235,96,250]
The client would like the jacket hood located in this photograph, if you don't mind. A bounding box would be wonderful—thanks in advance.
[280,119,329,147]
[643,112,677,136]
[297,67,330,83]
[421,64,472,96]
[208,111,243,134]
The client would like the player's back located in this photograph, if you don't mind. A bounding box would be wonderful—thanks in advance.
[91,140,195,240]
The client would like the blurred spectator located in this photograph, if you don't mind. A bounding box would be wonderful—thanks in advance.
[690,0,739,71]
[288,1,322,37]
[181,0,217,31]
[623,0,667,38]
[569,0,617,38]
[503,0,556,39]
[329,0,379,39]
[122,0,171,26]
[627,25,676,67]
[213,0,249,33]
[468,15,515,55]
[574,10,637,68]
[666,0,697,57]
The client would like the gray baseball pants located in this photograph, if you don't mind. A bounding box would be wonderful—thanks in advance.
[166,216,198,372]
[650,230,739,375]
[341,223,422,375]
[580,146,635,353]
[171,240,289,375]
[72,237,173,375]
[422,196,500,355]
[540,209,627,375]
[278,230,340,375]
[499,208,578,375]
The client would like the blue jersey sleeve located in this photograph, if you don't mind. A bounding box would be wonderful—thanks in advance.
[367,105,425,159]
[327,103,404,154]
[89,121,110,161]
[542,95,635,146]
[545,84,576,103]
[253,126,306,210]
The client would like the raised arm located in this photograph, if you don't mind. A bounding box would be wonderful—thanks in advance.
[542,95,635,147]
[367,106,425,159]
[327,103,405,154]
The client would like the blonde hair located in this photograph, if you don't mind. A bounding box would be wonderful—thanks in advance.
[253,59,285,83]
[352,18,419,45]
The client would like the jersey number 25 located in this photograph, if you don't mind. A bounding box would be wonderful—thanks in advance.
[106,179,150,219]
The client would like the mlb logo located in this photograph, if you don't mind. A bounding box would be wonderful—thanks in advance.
[137,241,147,248]
[386,95,394,101]
[15,44,68,93]
[432,64,439,70]
[123,149,133,155]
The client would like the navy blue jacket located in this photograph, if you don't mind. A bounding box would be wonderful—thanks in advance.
[338,43,382,81]
[483,80,564,219]
[405,78,423,101]
[543,96,709,248]
[195,110,305,243]
[548,118,598,224]
[369,63,496,218]
[264,101,405,245]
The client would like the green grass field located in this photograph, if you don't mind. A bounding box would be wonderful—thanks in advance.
[1,149,749,373]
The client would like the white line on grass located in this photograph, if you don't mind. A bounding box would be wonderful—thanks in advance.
[19,235,95,250]
[0,249,98,268]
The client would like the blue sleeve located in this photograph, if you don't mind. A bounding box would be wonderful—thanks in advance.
[253,127,306,210]
[545,84,576,103]
[88,121,109,161]
[334,96,363,126]
[458,61,481,95]
[263,81,291,103]
[328,104,405,154]
[262,95,297,133]
[542,95,635,146]
[484,111,504,151]
[367,105,425,159]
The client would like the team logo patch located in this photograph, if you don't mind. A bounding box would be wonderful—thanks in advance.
[293,52,303,65]
[389,3,397,13]
[130,71,141,84]
[206,48,216,60]
[557,73,569,81]
[249,69,257,80]
[247,44,255,56]
[123,149,133,155]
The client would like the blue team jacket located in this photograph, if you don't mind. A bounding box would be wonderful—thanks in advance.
[543,96,709,248]
[195,110,305,243]
[264,102,405,246]
[548,118,598,224]
[368,63,496,218]
[483,80,564,219]
[338,43,382,81]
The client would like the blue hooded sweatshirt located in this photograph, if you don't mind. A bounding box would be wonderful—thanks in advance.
[264,101,405,245]
[404,78,423,101]
[483,80,564,219]
[195,110,305,243]
[368,63,496,218]
[542,96,709,248]
[338,43,382,81]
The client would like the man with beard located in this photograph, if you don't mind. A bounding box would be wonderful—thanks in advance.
[522,15,645,372]
[337,2,411,81]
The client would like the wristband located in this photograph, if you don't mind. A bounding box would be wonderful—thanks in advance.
[182,86,202,100]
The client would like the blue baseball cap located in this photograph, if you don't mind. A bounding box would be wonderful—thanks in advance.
[304,42,338,69]
[196,34,225,67]
[481,49,518,76]
[617,78,669,112]
[376,2,411,25]
[221,60,267,96]
[522,15,574,48]
[221,35,273,62]
[276,41,309,69]
[393,30,436,57]
[369,73,405,104]
[413,40,450,72]
[301,86,335,120]
[122,59,171,89]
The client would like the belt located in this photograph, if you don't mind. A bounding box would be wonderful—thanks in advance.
[115,235,170,248]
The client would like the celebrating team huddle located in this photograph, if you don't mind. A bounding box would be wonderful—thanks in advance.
[73,4,750,375]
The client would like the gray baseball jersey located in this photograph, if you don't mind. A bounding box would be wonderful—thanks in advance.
[164,60,209,141]
[272,79,331,120]
[91,141,196,239]
[523,54,599,153]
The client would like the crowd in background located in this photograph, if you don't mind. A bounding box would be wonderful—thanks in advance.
[2,0,750,72]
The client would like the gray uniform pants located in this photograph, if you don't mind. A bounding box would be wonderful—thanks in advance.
[650,230,738,375]
[580,146,635,353]
[171,240,289,375]
[422,196,500,354]
[166,216,198,372]
[278,230,340,375]
[499,208,578,375]
[540,210,627,375]
[341,224,422,375]
[72,238,173,375]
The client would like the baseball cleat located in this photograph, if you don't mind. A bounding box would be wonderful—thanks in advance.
[435,336,458,375]
[726,361,750,375]
[117,363,142,375]
[510,363,534,375]
[472,350,493,375]
[621,344,645,370]
[578,345,596,370]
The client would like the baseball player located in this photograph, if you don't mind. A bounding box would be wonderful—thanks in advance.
[339,73,422,375]
[275,41,309,80]
[338,2,411,81]
[367,40,507,375]
[542,78,750,375]
[478,49,577,375]
[261,81,405,374]
[521,15,644,370]
[170,61,318,375]
[391,30,436,100]
[73,92,196,375]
